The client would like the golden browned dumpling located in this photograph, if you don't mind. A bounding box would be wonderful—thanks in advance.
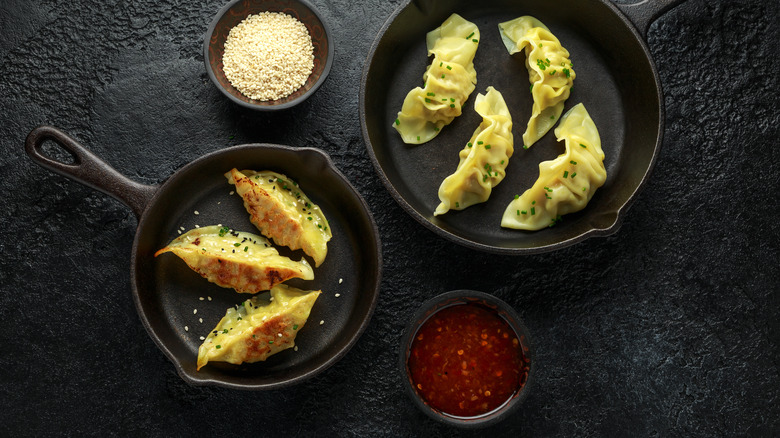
[154,225,314,293]
[226,169,332,267]
[197,284,321,370]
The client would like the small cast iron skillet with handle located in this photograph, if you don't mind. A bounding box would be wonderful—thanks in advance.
[25,126,382,390]
[361,0,687,254]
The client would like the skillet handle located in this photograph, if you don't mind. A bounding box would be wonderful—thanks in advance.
[618,0,688,39]
[25,126,157,220]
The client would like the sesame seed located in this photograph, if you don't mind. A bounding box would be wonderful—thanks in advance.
[339,278,343,284]
[199,297,205,301]
[207,296,212,301]
[184,326,189,331]
[229,191,234,195]
[200,336,205,341]
[319,320,324,325]
[278,333,283,337]
[335,293,341,298]
[294,346,298,351]
[199,318,203,323]
[194,210,199,215]
[193,309,197,314]
[222,12,315,101]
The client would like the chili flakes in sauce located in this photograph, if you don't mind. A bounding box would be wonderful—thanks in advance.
[407,303,529,418]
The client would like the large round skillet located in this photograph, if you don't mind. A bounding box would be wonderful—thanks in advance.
[361,0,685,254]
[25,126,382,390]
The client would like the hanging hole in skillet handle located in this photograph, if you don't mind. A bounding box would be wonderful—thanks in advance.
[617,0,689,39]
[25,126,157,219]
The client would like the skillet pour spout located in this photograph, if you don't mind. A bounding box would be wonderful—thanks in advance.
[25,126,383,390]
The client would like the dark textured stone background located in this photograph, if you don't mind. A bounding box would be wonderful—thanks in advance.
[1,0,778,436]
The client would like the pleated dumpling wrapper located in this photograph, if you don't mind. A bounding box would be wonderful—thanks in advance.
[226,169,331,267]
[154,225,314,293]
[498,16,575,148]
[393,13,480,144]
[197,284,321,370]
[501,103,605,230]
[434,86,513,215]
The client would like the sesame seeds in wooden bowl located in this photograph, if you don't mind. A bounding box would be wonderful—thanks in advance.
[204,0,333,110]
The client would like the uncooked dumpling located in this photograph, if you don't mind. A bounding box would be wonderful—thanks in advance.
[501,103,605,230]
[499,16,575,148]
[434,86,513,215]
[393,13,480,144]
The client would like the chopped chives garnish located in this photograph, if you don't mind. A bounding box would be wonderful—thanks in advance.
[472,39,478,43]
[216,345,221,349]
[477,141,483,145]
[466,32,474,39]
[531,207,536,215]
[441,74,445,78]
[455,202,460,208]
[532,200,536,205]
[425,98,431,103]
[439,62,443,67]
[570,160,577,165]
[450,97,455,102]
[530,84,533,92]
[450,104,455,108]
[500,160,505,164]
[563,171,569,178]
[580,143,587,148]
[434,127,439,131]
[467,142,473,147]
[571,172,577,178]
[268,340,274,344]
[514,194,519,199]
[550,115,555,119]
[516,210,520,216]
[427,92,435,96]
[293,324,299,330]
[446,65,452,70]
[394,118,400,125]
[521,210,527,215]
[485,144,491,149]
[417,136,420,141]
[523,145,529,149]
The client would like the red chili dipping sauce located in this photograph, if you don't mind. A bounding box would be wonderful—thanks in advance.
[407,303,530,418]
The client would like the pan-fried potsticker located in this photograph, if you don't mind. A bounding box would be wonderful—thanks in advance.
[226,169,331,267]
[155,225,314,293]
[197,284,321,370]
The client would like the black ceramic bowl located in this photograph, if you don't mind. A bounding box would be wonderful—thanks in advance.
[399,290,534,428]
[204,0,333,110]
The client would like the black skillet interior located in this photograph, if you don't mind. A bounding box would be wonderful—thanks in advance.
[362,0,661,253]
[132,144,381,389]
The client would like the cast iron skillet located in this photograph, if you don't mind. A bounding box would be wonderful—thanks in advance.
[361,0,686,254]
[25,126,382,390]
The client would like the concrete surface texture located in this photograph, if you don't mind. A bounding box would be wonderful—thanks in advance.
[0,0,778,435]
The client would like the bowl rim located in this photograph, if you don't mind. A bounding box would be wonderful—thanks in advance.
[398,290,534,428]
[202,0,334,111]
